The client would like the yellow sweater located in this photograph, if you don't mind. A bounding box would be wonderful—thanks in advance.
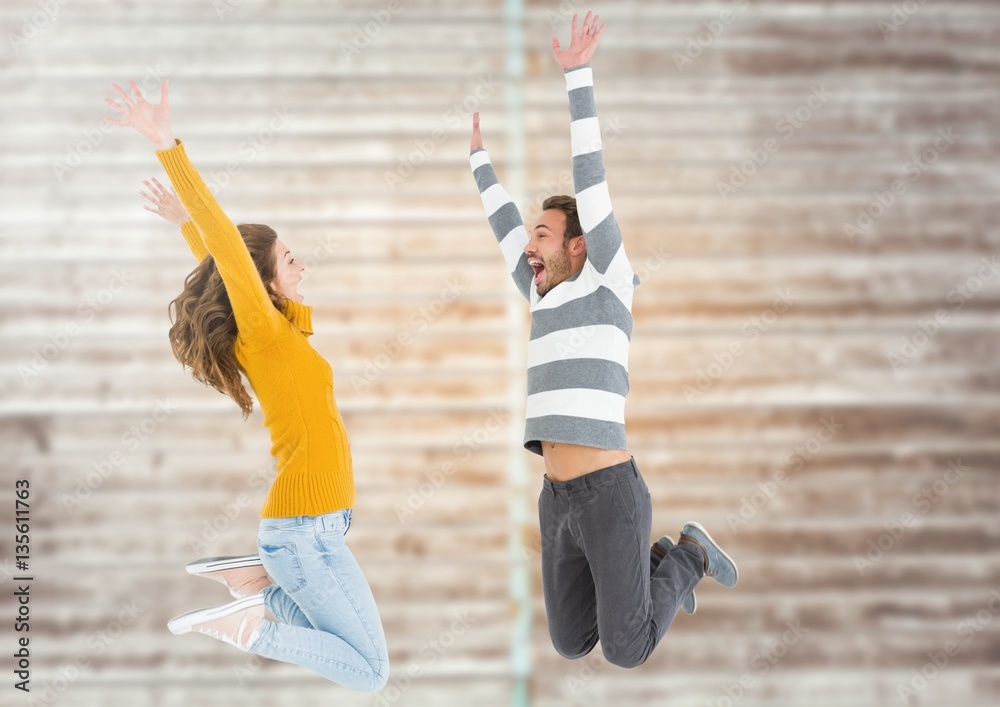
[158,139,354,518]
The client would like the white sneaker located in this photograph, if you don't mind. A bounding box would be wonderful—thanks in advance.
[167,594,265,651]
[185,555,271,599]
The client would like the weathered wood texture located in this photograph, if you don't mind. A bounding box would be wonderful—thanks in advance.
[1,0,998,706]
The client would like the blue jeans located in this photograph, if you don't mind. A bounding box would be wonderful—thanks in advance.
[246,509,389,692]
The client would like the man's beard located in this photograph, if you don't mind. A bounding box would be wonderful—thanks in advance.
[537,243,572,296]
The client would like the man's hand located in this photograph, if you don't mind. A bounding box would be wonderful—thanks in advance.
[140,177,190,226]
[552,11,606,70]
[471,111,484,153]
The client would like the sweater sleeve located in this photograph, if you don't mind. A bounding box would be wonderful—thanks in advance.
[470,148,533,301]
[156,139,283,348]
[179,219,209,262]
[564,65,634,282]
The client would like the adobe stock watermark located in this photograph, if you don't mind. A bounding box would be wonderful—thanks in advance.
[205,107,295,194]
[683,288,799,402]
[708,620,811,707]
[385,74,501,191]
[394,408,508,523]
[61,398,178,514]
[550,245,672,361]
[235,608,479,689]
[213,0,244,20]
[338,0,407,64]
[374,610,478,705]
[886,255,998,370]
[522,114,627,225]
[557,580,696,684]
[350,277,466,392]
[673,0,751,73]
[598,243,672,305]
[561,602,655,687]
[630,245,673,288]
[897,588,1000,704]
[20,599,144,705]
[295,232,342,282]
[726,416,844,532]
[842,127,959,243]
[7,0,72,54]
[853,459,968,575]
[717,84,833,201]
[186,449,289,554]
[544,0,587,28]
[52,65,167,182]
[19,268,136,385]
[878,0,928,41]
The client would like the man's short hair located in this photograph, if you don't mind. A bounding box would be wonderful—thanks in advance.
[542,195,584,242]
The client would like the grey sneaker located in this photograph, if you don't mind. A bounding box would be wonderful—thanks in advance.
[680,521,738,588]
[651,535,696,615]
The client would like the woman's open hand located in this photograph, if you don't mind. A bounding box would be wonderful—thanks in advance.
[139,177,189,226]
[106,79,175,151]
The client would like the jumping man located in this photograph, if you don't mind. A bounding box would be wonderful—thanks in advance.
[469,12,739,667]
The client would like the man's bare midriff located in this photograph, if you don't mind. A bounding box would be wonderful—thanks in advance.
[541,441,632,482]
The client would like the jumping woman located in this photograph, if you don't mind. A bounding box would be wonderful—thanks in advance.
[105,79,388,691]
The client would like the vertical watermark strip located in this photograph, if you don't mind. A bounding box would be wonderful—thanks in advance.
[12,478,32,693]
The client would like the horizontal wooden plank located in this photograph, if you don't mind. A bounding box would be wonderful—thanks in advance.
[9,15,1000,54]
[10,466,997,529]
[3,261,1000,328]
[3,222,999,259]
[4,407,1000,454]
[51,680,514,707]
[531,670,1000,707]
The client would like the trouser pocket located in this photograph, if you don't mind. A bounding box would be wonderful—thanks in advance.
[257,541,307,594]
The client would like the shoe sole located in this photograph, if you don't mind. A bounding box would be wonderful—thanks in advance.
[185,555,262,575]
[653,535,697,615]
[682,521,739,588]
[167,594,264,635]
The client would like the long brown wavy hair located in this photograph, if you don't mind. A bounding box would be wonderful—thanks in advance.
[167,224,286,419]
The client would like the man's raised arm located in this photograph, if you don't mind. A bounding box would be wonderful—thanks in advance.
[469,112,534,301]
[554,12,631,278]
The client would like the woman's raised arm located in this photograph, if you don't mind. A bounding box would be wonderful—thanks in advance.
[140,176,209,262]
[107,79,284,348]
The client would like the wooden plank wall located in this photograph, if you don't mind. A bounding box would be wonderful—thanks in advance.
[1,0,998,705]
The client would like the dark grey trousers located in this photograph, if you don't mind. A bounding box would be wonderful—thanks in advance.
[538,457,704,668]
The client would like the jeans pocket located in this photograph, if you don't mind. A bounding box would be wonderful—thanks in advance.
[316,509,350,539]
[257,542,307,594]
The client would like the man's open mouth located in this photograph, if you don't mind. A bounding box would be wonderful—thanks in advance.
[529,258,545,285]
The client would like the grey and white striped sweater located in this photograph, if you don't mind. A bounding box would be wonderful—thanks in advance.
[470,64,638,455]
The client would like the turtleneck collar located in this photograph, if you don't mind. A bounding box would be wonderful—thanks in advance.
[281,299,314,337]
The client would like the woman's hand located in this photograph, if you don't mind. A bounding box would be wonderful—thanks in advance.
[471,112,484,153]
[552,11,606,70]
[139,177,190,226]
[106,79,176,151]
